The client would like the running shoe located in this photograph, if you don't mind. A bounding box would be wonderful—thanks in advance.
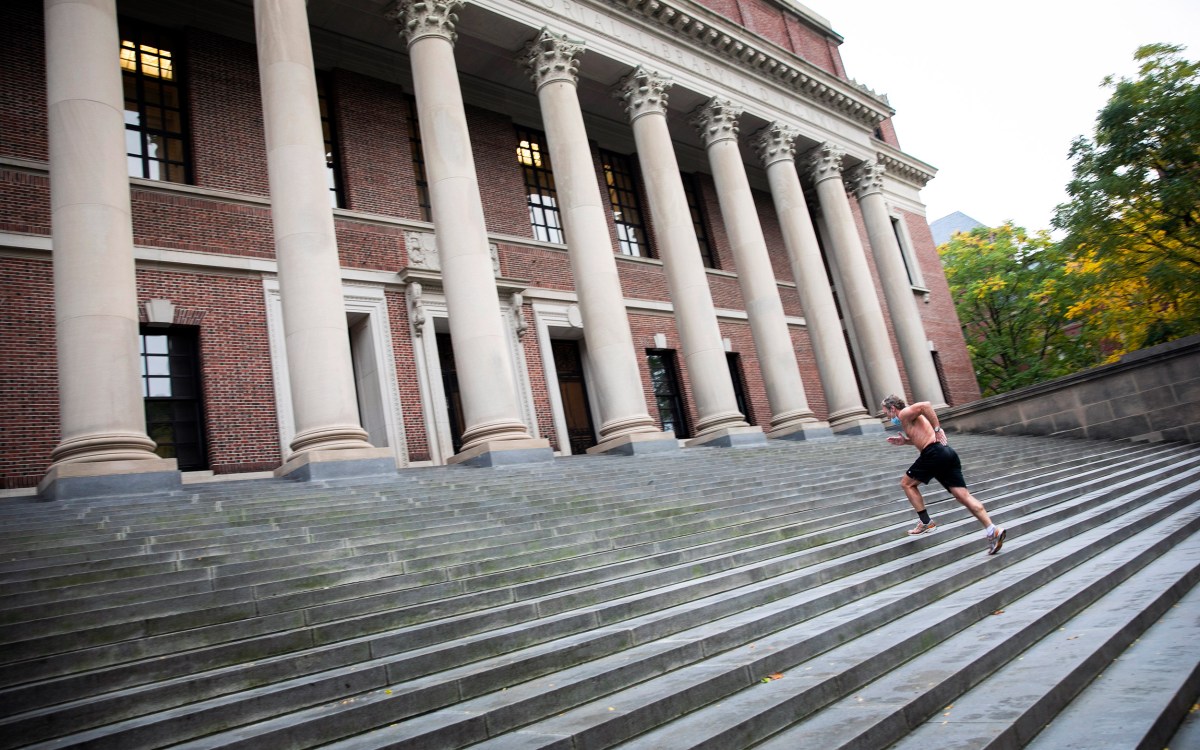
[987,527,1007,555]
[907,520,937,535]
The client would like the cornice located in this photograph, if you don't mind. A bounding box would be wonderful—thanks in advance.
[605,0,893,129]
[875,144,937,188]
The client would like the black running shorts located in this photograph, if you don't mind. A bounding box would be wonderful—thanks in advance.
[906,443,967,491]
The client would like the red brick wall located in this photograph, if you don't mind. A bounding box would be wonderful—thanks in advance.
[477,110,539,238]
[0,0,46,162]
[332,71,421,219]
[186,29,269,196]
[0,256,57,488]
[135,270,283,474]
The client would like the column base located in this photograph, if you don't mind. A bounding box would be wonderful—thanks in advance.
[38,458,181,501]
[448,438,554,468]
[275,447,397,482]
[829,414,886,435]
[767,420,836,441]
[685,425,766,449]
[587,430,680,456]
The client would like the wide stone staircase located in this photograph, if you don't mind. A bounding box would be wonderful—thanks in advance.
[1,433,1198,749]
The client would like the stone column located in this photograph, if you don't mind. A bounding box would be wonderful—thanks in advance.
[520,31,675,456]
[848,160,946,406]
[615,68,763,448]
[805,143,905,410]
[690,100,830,441]
[389,0,551,466]
[255,0,394,481]
[39,0,181,500]
[752,123,880,435]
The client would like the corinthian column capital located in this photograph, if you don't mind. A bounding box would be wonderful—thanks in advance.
[386,0,463,46]
[846,158,886,199]
[689,97,743,148]
[614,66,674,122]
[751,122,801,167]
[804,142,845,185]
[521,28,584,90]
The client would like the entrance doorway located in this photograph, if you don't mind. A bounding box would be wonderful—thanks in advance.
[552,339,597,454]
[139,325,208,471]
[436,332,466,453]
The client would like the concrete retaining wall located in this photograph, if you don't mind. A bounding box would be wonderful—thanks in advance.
[941,335,1200,443]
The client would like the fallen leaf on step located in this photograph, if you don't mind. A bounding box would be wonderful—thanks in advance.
[992,610,1004,615]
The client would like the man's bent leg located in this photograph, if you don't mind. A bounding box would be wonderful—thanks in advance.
[949,486,993,529]
[901,475,926,513]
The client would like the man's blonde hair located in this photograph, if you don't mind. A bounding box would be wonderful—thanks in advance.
[881,394,907,411]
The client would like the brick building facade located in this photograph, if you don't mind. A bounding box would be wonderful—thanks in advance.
[0,0,980,492]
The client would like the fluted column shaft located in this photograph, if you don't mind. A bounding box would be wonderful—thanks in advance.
[806,144,904,408]
[44,0,162,467]
[850,161,945,406]
[691,100,818,435]
[254,0,375,457]
[754,124,872,427]
[520,31,663,444]
[390,0,532,450]
[617,69,748,437]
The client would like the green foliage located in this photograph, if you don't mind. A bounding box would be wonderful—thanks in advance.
[939,224,1095,396]
[1053,44,1200,354]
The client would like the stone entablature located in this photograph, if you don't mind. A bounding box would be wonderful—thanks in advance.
[470,0,891,131]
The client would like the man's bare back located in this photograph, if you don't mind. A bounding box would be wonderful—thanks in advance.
[885,401,945,451]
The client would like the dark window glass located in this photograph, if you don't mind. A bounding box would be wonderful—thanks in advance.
[120,21,189,183]
[601,150,649,257]
[140,326,207,470]
[932,351,952,406]
[726,352,754,425]
[515,127,563,243]
[316,74,344,208]
[436,332,466,453]
[682,173,718,268]
[646,348,690,439]
[892,217,915,284]
[407,96,432,222]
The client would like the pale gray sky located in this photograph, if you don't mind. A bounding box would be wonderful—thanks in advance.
[830,1,1200,233]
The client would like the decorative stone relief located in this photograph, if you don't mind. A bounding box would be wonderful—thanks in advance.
[689,97,743,148]
[804,142,846,185]
[846,159,886,200]
[751,122,801,168]
[405,230,440,271]
[144,299,176,327]
[521,28,584,90]
[386,0,462,46]
[614,66,673,121]
[408,282,427,337]
[510,293,528,340]
[406,231,500,276]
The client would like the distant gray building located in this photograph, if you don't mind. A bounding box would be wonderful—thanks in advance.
[930,211,985,246]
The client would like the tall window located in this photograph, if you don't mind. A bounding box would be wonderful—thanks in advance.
[601,150,649,257]
[647,349,690,438]
[121,22,188,183]
[891,216,925,287]
[516,127,563,243]
[682,173,718,268]
[317,74,344,208]
[726,352,755,425]
[140,327,207,470]
[407,96,432,222]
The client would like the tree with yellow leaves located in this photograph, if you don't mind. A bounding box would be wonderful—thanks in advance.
[1053,43,1200,357]
[939,224,1095,396]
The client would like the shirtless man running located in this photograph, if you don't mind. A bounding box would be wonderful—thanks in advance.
[881,394,1007,555]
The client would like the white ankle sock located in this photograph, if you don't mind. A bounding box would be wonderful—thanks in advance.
[986,524,996,537]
